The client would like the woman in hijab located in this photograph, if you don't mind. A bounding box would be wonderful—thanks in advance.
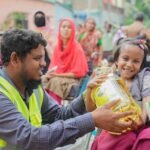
[42,18,88,104]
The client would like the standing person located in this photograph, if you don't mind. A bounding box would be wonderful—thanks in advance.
[33,11,55,73]
[78,17,103,74]
[76,23,85,40]
[42,18,88,104]
[138,28,150,67]
[122,12,145,38]
[85,38,150,150]
[102,21,114,57]
[112,12,145,45]
[0,29,133,150]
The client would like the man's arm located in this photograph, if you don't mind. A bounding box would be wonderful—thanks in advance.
[41,91,87,123]
[0,91,134,150]
[0,93,95,150]
[41,91,134,134]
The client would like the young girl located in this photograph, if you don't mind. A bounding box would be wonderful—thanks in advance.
[85,38,150,150]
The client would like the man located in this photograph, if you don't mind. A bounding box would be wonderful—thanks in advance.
[122,12,145,38]
[113,12,145,44]
[33,11,53,74]
[0,29,132,150]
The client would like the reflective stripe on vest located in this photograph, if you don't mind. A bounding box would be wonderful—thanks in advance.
[0,77,44,148]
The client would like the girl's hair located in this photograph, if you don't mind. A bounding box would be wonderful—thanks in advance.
[113,38,149,69]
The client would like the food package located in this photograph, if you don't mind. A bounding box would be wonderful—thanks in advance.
[91,73,142,133]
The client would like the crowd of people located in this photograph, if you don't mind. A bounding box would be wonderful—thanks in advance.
[0,10,150,150]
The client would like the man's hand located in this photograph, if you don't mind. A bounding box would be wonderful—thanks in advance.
[131,113,145,131]
[91,100,133,134]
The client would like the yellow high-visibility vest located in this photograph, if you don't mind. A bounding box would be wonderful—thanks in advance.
[0,77,44,148]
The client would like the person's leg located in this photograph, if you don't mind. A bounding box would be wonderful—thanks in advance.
[91,130,136,150]
[46,90,62,105]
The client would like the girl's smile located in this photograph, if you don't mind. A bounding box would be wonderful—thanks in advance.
[116,44,144,80]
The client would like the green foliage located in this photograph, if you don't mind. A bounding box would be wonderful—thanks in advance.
[12,12,26,20]
[0,12,26,30]
[123,0,150,27]
[135,0,150,27]
[12,12,26,29]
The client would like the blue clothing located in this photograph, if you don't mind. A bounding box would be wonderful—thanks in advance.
[0,69,95,150]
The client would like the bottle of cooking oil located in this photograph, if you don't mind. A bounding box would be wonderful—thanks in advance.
[91,73,141,134]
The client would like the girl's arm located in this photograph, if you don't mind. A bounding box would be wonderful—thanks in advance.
[85,74,107,112]
[85,87,96,112]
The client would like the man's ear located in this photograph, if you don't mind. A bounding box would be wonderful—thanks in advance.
[10,52,20,66]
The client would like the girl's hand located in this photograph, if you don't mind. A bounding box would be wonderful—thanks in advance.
[48,66,58,73]
[87,73,108,89]
[47,72,57,77]
[85,74,108,112]
[41,72,56,82]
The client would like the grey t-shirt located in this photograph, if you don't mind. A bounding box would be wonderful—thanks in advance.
[130,67,150,103]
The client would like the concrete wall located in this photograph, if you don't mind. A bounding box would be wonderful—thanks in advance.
[54,2,73,30]
[0,0,54,30]
[72,0,124,28]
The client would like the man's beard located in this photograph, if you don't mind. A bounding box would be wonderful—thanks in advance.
[26,79,41,90]
[22,74,41,95]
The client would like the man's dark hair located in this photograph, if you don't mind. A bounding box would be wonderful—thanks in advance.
[1,28,47,65]
[135,12,144,22]
[34,11,46,27]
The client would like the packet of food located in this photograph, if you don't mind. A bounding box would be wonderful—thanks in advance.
[91,73,142,134]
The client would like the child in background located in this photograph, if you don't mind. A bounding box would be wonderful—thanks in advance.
[85,38,150,150]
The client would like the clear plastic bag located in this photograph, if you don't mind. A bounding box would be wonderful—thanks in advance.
[91,73,142,127]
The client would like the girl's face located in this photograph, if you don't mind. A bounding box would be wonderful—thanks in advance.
[116,44,144,80]
[60,20,72,40]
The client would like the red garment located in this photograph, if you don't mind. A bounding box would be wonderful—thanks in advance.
[49,18,88,78]
[91,130,136,150]
[132,127,150,150]
[46,90,62,105]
